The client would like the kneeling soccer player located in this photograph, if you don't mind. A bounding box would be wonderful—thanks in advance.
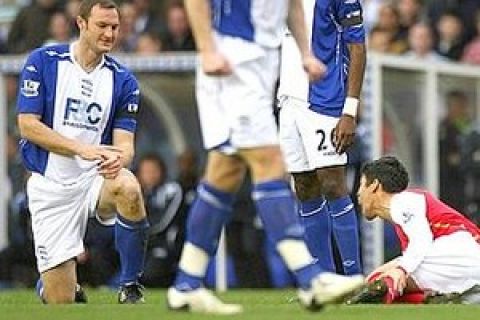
[349,156,480,304]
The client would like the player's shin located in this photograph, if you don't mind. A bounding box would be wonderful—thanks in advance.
[299,197,335,272]
[328,196,362,275]
[174,182,235,291]
[253,179,321,289]
[115,215,149,285]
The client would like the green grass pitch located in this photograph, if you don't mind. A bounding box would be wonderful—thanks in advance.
[0,289,479,320]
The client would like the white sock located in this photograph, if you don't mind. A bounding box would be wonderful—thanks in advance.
[276,239,315,271]
[178,242,210,277]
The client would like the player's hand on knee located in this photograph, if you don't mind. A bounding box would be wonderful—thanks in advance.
[200,51,232,76]
[302,54,326,82]
[333,115,356,154]
[97,150,123,179]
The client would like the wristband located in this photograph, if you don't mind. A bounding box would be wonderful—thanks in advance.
[342,97,359,118]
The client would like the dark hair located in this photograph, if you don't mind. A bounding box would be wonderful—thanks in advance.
[78,0,119,20]
[361,156,409,193]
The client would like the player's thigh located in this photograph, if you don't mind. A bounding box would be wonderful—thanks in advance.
[315,166,348,198]
[41,259,77,303]
[292,171,322,201]
[297,110,347,170]
[203,150,247,192]
[278,96,311,174]
[27,174,90,274]
[84,174,118,226]
[239,145,286,183]
[222,50,280,150]
[411,232,480,293]
[196,68,232,150]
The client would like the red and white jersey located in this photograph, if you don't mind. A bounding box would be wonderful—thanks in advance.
[390,189,480,274]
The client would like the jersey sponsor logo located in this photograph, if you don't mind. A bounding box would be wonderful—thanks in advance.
[402,211,414,224]
[25,65,38,73]
[20,79,40,97]
[127,103,139,113]
[63,97,103,131]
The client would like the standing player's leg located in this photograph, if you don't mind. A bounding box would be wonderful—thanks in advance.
[241,146,364,309]
[278,100,336,273]
[97,169,149,304]
[293,172,335,272]
[317,167,362,275]
[167,150,246,314]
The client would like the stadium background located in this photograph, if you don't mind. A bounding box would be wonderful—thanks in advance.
[0,0,480,298]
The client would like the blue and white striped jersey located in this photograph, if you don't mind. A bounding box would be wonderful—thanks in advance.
[17,44,140,184]
[278,0,365,117]
[210,0,289,48]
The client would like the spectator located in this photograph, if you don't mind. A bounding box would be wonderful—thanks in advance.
[435,11,466,61]
[426,0,480,42]
[115,2,139,52]
[161,1,195,51]
[462,10,480,65]
[368,27,394,53]
[398,0,423,30]
[405,23,445,61]
[44,11,73,45]
[439,91,471,213]
[135,32,162,55]
[176,148,200,206]
[374,3,409,54]
[131,0,164,35]
[65,0,81,36]
[7,0,60,53]
[136,153,186,287]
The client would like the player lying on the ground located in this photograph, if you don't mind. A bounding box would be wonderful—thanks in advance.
[349,156,480,304]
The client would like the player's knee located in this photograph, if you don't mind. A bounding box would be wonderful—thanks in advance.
[205,161,245,192]
[44,287,75,304]
[113,170,142,203]
[293,173,321,201]
[248,148,285,181]
[320,178,347,199]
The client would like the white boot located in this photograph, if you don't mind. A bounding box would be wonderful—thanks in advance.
[298,273,365,310]
[167,287,243,315]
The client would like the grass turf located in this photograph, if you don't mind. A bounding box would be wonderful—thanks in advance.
[0,289,479,320]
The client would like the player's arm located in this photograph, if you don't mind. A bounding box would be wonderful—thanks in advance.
[391,194,433,275]
[184,0,231,75]
[333,0,366,154]
[97,129,134,179]
[112,129,135,167]
[287,0,325,81]
[17,114,117,161]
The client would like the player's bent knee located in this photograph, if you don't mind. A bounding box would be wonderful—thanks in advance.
[44,290,75,304]
[112,170,142,198]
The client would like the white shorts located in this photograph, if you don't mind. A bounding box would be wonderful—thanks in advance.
[196,35,279,153]
[410,231,480,294]
[27,173,104,273]
[278,96,347,173]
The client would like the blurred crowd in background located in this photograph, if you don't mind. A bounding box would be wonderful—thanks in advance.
[1,0,480,290]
